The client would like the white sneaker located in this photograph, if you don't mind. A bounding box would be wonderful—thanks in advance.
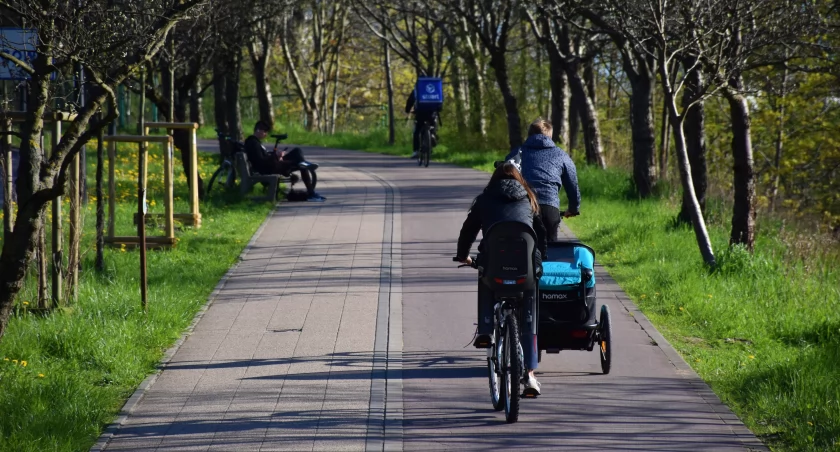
[523,375,541,397]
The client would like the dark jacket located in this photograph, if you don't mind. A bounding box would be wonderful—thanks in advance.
[456,178,548,261]
[244,135,271,174]
[505,134,580,211]
[405,91,437,123]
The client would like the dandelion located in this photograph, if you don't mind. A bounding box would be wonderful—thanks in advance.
[120,244,127,253]
[694,358,701,362]
[679,307,685,311]
[640,294,646,299]
[37,374,45,378]
[22,301,29,306]
[3,357,8,361]
[807,421,813,426]
[748,355,755,360]
[20,361,26,367]
[708,294,713,298]
[12,359,18,364]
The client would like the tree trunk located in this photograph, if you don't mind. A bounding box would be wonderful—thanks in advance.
[384,39,396,145]
[250,45,275,129]
[658,87,670,180]
[213,61,228,139]
[489,51,523,150]
[565,60,605,168]
[769,62,788,212]
[462,41,486,138]
[451,53,468,134]
[569,94,580,153]
[95,114,104,272]
[548,51,570,147]
[679,62,707,224]
[189,81,204,126]
[629,65,657,196]
[726,81,756,251]
[225,52,244,141]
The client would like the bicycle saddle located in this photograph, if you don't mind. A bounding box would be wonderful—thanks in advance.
[271,134,288,140]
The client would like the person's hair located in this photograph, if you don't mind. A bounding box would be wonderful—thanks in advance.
[488,162,539,213]
[528,117,553,137]
[254,120,271,132]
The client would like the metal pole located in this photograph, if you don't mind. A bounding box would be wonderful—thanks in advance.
[138,69,148,311]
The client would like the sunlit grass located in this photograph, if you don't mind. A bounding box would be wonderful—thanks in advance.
[0,143,272,451]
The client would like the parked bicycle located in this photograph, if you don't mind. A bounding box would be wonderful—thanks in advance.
[206,129,241,196]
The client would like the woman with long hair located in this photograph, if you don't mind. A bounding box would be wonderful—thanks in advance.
[455,160,547,395]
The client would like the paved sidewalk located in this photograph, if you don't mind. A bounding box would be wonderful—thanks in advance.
[98,147,766,451]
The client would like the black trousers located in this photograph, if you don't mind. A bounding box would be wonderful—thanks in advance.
[539,204,562,242]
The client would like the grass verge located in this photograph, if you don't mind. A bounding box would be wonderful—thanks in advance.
[0,144,273,451]
[279,123,839,452]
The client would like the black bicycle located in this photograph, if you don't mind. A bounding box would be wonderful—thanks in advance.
[455,256,528,423]
[416,118,432,168]
[206,129,241,195]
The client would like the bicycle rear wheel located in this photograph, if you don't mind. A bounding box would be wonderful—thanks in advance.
[206,163,228,196]
[420,126,431,168]
[502,313,521,423]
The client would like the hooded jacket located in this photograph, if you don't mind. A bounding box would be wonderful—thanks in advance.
[505,134,581,211]
[456,178,547,261]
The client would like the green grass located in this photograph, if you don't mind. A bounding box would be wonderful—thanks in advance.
[0,144,273,451]
[281,123,840,452]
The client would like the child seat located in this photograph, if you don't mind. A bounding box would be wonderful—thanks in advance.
[480,221,538,299]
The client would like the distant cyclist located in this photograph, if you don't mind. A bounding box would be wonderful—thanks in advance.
[405,82,442,159]
[505,118,580,241]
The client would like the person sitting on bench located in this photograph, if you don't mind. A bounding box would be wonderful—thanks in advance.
[244,121,325,202]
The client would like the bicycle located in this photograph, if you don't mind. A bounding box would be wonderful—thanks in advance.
[455,255,530,423]
[206,129,241,195]
[416,118,432,168]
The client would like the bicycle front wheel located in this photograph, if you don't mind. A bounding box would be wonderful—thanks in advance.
[488,329,504,411]
[502,313,522,423]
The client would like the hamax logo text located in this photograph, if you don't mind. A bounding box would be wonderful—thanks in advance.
[542,293,569,300]
[502,266,518,271]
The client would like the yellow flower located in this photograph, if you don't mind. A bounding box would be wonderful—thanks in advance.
[679,306,684,311]
[807,421,813,426]
[120,244,127,253]
[748,355,755,359]
[20,361,27,367]
[12,359,18,364]
[640,294,646,299]
[22,301,29,306]
[708,294,713,298]
[3,357,8,361]
[38,373,45,378]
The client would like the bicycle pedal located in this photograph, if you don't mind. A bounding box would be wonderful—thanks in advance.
[522,388,540,398]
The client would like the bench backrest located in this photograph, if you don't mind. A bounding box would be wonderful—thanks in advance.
[234,152,252,179]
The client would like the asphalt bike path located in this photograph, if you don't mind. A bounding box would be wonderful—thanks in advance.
[97,146,766,451]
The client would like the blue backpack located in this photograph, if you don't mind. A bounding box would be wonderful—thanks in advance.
[414,77,443,113]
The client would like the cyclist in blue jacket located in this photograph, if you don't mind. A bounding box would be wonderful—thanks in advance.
[505,118,580,241]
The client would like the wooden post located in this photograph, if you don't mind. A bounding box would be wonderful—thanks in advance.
[138,69,148,311]
[2,120,12,237]
[51,121,63,306]
[107,141,116,237]
[164,139,174,239]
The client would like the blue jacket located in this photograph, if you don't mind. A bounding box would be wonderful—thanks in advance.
[506,134,580,211]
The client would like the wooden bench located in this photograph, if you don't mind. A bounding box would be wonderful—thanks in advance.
[234,152,284,201]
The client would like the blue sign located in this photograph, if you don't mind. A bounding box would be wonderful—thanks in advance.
[0,28,39,80]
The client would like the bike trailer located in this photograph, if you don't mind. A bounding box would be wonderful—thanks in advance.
[414,77,443,113]
[538,241,597,351]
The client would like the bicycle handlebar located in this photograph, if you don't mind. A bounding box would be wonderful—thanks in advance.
[453,256,478,269]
